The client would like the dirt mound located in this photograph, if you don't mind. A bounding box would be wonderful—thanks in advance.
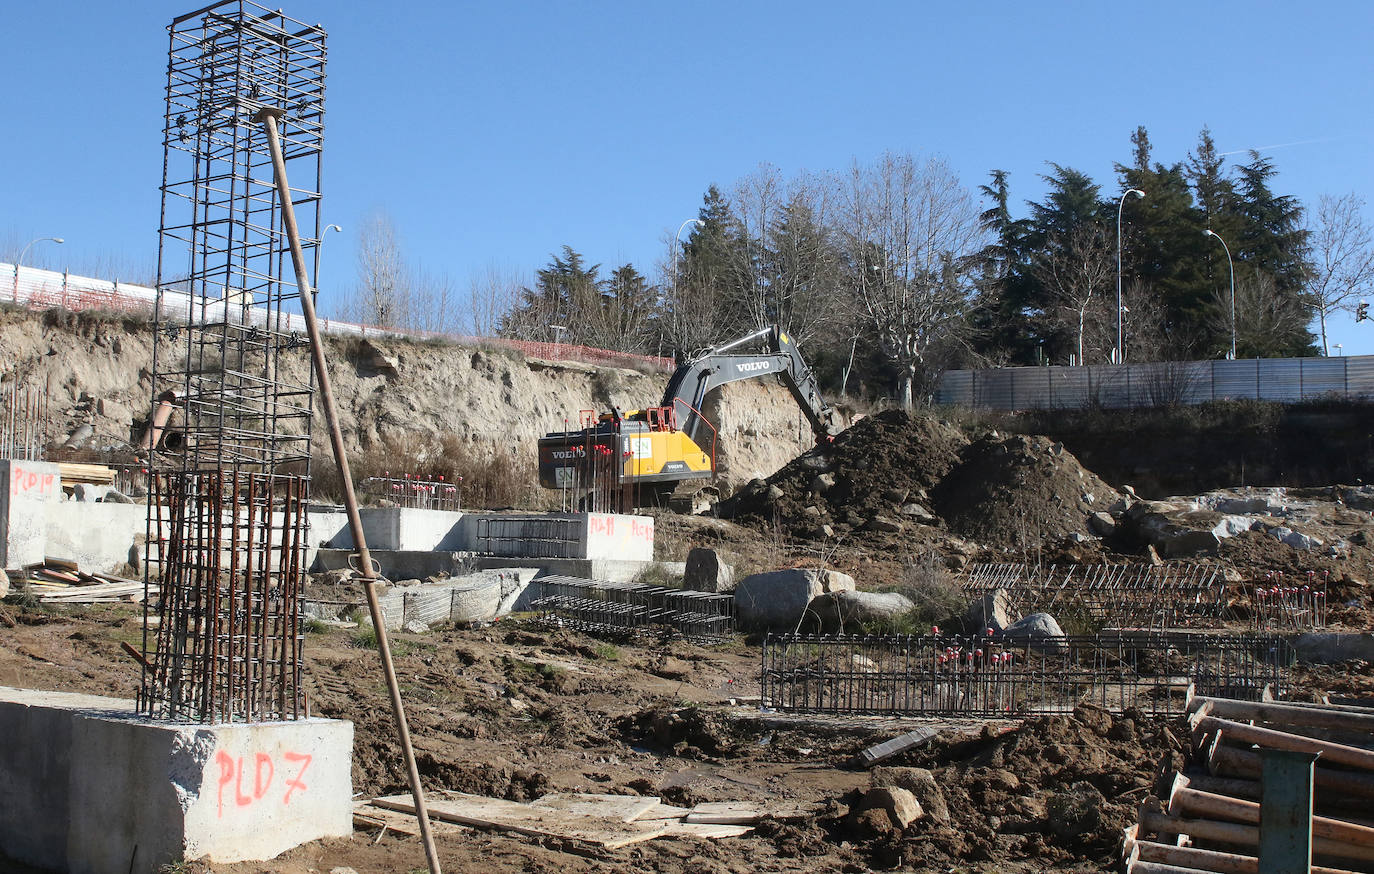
[843,706,1186,870]
[714,410,968,541]
[930,433,1122,548]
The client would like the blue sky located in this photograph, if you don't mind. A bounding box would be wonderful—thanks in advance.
[3,1,1372,354]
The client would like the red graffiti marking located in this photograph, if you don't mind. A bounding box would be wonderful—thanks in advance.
[215,749,310,817]
[9,466,56,498]
[282,751,312,804]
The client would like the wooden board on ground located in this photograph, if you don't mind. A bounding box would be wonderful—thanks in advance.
[683,801,814,824]
[529,792,662,823]
[661,820,754,839]
[634,803,694,821]
[353,801,470,838]
[372,793,668,849]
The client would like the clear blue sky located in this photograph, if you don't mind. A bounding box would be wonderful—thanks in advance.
[3,1,1372,354]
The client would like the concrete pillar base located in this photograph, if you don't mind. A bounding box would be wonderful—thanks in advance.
[0,687,353,873]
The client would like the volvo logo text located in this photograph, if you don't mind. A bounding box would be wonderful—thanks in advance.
[734,361,771,373]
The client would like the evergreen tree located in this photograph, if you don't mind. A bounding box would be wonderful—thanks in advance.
[974,170,1036,363]
[499,246,600,343]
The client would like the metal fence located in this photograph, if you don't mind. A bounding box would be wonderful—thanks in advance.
[3,263,672,373]
[937,356,1374,410]
[475,515,583,559]
[961,562,1229,628]
[761,631,1291,718]
[532,574,736,642]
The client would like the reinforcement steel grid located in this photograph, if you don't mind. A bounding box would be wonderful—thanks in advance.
[532,574,736,642]
[760,631,1291,719]
[962,562,1230,628]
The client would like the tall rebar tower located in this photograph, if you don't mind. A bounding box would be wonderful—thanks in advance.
[142,2,326,722]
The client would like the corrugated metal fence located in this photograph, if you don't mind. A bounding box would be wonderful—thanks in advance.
[937,356,1374,410]
[3,263,672,372]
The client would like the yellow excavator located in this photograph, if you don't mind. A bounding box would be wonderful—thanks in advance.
[537,325,838,509]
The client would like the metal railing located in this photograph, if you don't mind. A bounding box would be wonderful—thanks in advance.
[761,631,1291,718]
[532,574,736,642]
[938,356,1374,410]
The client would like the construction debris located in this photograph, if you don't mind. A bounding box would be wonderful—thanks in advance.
[358,791,769,851]
[10,558,152,604]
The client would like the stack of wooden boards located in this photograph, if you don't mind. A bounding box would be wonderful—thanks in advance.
[55,462,116,486]
[1124,684,1374,874]
[9,557,151,604]
[355,791,814,851]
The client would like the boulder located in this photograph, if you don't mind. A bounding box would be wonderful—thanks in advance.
[1135,512,1221,557]
[1003,613,1067,653]
[1211,515,1256,539]
[809,590,915,630]
[1088,511,1116,536]
[357,338,400,378]
[870,767,949,823]
[103,488,134,504]
[867,516,903,533]
[71,483,109,502]
[683,547,735,593]
[402,618,429,634]
[1270,527,1323,551]
[860,786,923,830]
[965,588,1016,633]
[734,568,856,629]
[810,473,836,494]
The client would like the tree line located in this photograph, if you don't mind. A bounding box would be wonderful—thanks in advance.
[344,126,1374,408]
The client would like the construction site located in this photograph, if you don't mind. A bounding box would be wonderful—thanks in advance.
[3,4,1374,874]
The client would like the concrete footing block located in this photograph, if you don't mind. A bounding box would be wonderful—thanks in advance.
[0,686,352,873]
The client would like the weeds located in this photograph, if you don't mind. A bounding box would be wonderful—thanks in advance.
[590,642,620,661]
[303,617,330,635]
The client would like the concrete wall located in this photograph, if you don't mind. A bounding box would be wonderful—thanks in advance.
[0,686,352,873]
[325,507,464,551]
[1,459,61,568]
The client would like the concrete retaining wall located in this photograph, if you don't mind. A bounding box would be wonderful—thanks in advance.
[1,459,61,568]
[0,686,352,873]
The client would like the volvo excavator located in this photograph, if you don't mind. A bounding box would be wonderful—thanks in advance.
[537,325,839,509]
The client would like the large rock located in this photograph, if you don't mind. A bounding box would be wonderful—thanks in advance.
[965,588,1016,633]
[1088,511,1116,536]
[733,568,855,629]
[870,767,949,823]
[683,547,735,593]
[1211,515,1256,539]
[859,786,923,830]
[809,590,915,630]
[1270,526,1323,551]
[1134,511,1221,558]
[1003,612,1067,653]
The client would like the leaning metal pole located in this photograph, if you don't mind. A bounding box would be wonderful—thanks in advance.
[255,107,442,874]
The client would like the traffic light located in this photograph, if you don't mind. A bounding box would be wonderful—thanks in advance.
[1358,301,1369,322]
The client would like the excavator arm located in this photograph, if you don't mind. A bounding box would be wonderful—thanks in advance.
[661,325,839,447]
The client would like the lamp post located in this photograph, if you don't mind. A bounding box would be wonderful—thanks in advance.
[317,223,342,293]
[1334,343,1343,357]
[664,218,704,360]
[13,236,64,303]
[1203,229,1236,360]
[1116,189,1144,364]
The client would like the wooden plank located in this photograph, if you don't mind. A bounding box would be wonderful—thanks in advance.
[371,793,668,849]
[683,801,814,824]
[43,557,81,572]
[56,463,116,485]
[858,725,943,767]
[661,821,753,839]
[529,793,661,823]
[353,802,470,838]
[634,803,694,821]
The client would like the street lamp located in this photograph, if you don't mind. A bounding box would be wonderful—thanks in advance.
[1334,343,1343,357]
[1203,229,1236,360]
[13,236,64,303]
[1116,189,1144,364]
[317,223,342,291]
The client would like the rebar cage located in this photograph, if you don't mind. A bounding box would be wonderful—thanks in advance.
[533,575,736,642]
[761,632,1291,719]
[141,2,326,722]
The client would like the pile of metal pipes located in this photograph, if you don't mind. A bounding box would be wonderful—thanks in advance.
[1124,686,1374,873]
[531,574,735,642]
[760,632,1291,719]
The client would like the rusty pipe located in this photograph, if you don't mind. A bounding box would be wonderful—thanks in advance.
[255,106,442,874]
[1191,707,1374,772]
[1130,837,1359,874]
[1189,689,1374,734]
[140,389,181,451]
[1168,781,1374,848]
[1209,734,1374,801]
[1139,804,1374,864]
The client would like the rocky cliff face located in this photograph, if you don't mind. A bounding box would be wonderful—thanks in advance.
[0,307,817,498]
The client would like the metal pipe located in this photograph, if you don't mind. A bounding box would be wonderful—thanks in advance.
[1189,691,1374,733]
[1139,806,1374,864]
[1130,839,1359,874]
[1168,784,1374,848]
[1191,710,1374,772]
[254,106,442,874]
[1207,736,1374,801]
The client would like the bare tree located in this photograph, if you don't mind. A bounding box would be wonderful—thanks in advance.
[836,152,988,408]
[466,264,525,337]
[1306,192,1374,355]
[347,211,411,329]
[1209,269,1313,358]
[1033,222,1115,365]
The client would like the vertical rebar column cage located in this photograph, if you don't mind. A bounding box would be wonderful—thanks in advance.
[142,2,326,722]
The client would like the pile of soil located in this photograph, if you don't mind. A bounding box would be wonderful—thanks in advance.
[845,706,1186,870]
[930,434,1122,549]
[714,410,968,542]
[716,412,1122,551]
